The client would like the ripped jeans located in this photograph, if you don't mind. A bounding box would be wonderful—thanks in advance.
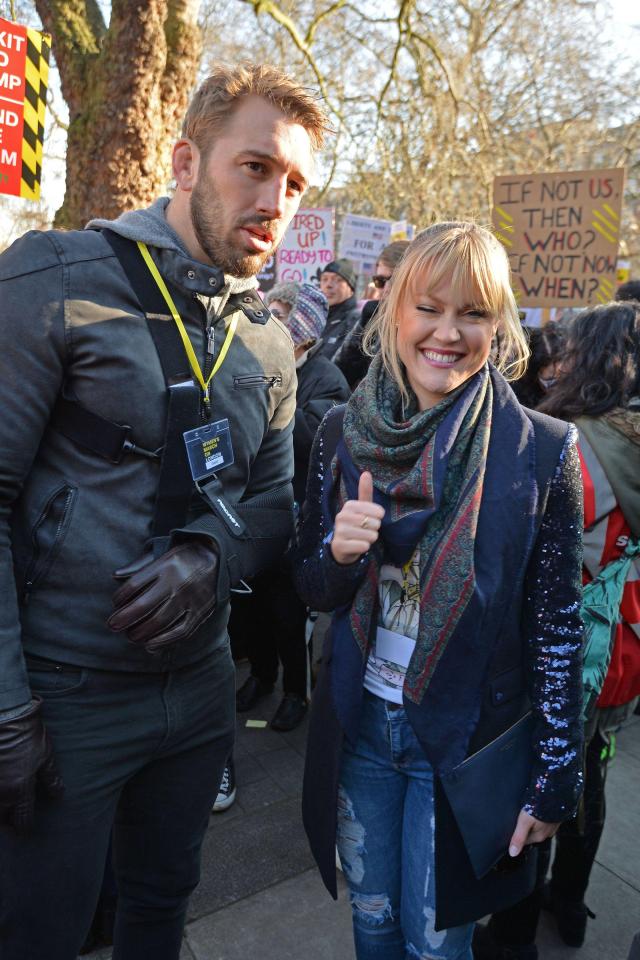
[337,691,473,960]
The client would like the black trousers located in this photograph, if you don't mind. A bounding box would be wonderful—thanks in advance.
[490,728,609,946]
[228,559,308,698]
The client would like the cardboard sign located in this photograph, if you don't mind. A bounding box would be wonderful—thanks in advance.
[277,208,334,285]
[492,169,625,308]
[338,213,392,275]
[0,17,50,200]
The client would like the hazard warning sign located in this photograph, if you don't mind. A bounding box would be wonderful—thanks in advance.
[0,17,50,200]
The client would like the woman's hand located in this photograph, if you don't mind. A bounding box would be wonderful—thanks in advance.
[508,808,560,857]
[331,471,385,565]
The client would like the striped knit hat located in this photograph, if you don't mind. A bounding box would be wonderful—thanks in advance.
[288,283,328,347]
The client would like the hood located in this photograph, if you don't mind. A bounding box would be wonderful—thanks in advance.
[577,408,640,538]
[86,197,256,299]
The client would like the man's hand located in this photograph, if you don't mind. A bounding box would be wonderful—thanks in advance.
[0,697,64,833]
[108,541,219,653]
[331,471,385,565]
[509,808,560,857]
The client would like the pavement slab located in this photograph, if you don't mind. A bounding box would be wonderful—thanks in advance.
[185,869,353,960]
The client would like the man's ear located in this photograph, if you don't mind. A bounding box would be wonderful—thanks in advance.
[172,139,200,193]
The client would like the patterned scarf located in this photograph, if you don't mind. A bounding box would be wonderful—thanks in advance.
[334,353,493,703]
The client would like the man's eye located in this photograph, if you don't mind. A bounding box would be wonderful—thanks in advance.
[288,180,302,194]
[246,161,266,173]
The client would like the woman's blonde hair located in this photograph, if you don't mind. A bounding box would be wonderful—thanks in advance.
[363,221,529,401]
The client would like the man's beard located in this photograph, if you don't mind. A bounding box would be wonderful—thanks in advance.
[190,170,277,278]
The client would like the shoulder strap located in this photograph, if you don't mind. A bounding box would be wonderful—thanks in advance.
[52,231,200,540]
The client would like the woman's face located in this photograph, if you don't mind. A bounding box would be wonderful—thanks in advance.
[395,273,497,410]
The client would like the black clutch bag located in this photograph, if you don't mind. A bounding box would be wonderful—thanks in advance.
[434,712,538,930]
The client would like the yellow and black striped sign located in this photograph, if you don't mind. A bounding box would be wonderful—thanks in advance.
[0,17,50,200]
[20,27,50,200]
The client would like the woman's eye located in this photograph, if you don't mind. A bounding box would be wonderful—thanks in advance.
[417,305,437,314]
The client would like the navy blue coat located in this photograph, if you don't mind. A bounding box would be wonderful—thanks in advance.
[294,371,584,921]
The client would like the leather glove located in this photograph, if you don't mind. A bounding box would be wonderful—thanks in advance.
[108,540,219,653]
[0,697,64,833]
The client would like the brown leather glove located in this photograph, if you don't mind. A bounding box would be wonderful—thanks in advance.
[108,540,219,653]
[0,697,64,833]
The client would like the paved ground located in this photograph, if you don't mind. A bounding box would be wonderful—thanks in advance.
[88,666,640,960]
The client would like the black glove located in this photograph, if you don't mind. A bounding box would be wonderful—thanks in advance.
[108,540,219,653]
[0,697,64,833]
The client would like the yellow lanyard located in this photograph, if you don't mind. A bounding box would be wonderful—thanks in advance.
[137,241,239,404]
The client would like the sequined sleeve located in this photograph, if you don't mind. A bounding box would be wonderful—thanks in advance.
[293,411,369,612]
[522,428,585,822]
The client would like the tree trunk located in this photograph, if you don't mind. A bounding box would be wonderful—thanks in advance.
[35,0,201,228]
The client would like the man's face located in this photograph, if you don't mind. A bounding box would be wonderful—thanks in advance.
[320,271,352,307]
[373,261,394,300]
[190,96,314,277]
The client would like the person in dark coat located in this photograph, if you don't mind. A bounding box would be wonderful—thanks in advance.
[317,258,361,364]
[338,240,410,388]
[230,284,350,735]
[294,222,585,960]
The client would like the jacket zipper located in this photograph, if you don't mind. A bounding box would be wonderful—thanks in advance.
[23,487,75,604]
[233,374,282,388]
[202,324,215,420]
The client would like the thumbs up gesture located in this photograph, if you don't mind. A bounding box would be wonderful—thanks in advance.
[331,471,385,565]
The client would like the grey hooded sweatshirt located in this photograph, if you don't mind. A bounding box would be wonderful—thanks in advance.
[0,199,297,710]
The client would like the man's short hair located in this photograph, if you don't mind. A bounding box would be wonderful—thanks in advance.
[616,280,640,303]
[182,62,330,157]
[378,240,410,271]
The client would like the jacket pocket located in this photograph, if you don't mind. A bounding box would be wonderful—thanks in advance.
[24,655,88,698]
[22,484,77,603]
[489,666,526,707]
[233,374,282,389]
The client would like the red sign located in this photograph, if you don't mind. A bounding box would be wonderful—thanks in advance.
[0,18,28,196]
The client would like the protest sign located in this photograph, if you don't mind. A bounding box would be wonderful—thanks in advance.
[390,220,415,242]
[338,213,392,275]
[492,168,625,308]
[277,208,334,285]
[0,17,50,200]
[616,259,630,285]
[257,256,276,295]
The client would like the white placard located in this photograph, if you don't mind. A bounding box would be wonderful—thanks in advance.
[276,208,335,285]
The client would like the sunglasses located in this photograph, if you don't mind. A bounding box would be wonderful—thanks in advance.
[372,274,390,289]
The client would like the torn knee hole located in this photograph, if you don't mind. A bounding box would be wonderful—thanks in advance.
[351,892,394,926]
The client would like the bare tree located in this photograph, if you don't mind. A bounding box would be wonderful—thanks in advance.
[33,0,201,227]
[201,0,640,269]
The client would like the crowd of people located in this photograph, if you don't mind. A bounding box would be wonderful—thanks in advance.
[0,59,638,960]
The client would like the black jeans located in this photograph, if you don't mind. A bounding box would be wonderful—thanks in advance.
[0,646,234,960]
[490,728,609,946]
[228,560,308,698]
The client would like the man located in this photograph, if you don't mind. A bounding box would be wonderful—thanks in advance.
[337,239,410,388]
[0,63,327,959]
[317,257,361,364]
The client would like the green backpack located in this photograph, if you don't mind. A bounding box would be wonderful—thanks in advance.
[582,537,640,718]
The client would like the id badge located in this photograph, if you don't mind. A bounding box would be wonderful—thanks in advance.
[183,418,234,482]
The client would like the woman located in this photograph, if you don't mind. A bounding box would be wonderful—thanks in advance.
[510,322,564,409]
[294,222,585,959]
[478,300,640,959]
